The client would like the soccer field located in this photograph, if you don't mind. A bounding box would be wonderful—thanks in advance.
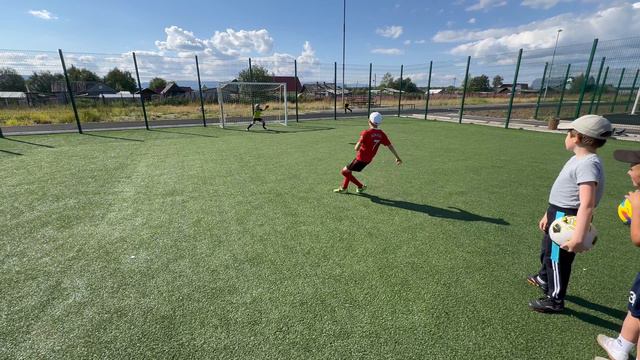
[1,118,639,359]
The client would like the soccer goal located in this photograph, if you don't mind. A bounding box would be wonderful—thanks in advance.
[217,82,288,128]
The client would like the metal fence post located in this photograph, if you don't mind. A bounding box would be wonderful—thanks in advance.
[610,68,626,113]
[397,64,403,117]
[624,69,639,112]
[249,58,255,114]
[505,49,523,129]
[574,38,598,118]
[556,64,571,118]
[294,59,299,122]
[0,124,3,138]
[459,56,471,124]
[334,62,337,120]
[424,61,433,120]
[59,49,82,134]
[367,63,372,116]
[533,62,548,120]
[132,52,149,130]
[195,55,206,127]
[588,57,606,114]
[595,66,609,114]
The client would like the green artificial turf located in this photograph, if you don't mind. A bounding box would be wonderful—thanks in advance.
[2,118,640,359]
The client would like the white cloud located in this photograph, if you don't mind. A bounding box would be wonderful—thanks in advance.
[371,48,404,55]
[376,26,403,39]
[466,0,507,11]
[414,39,427,44]
[155,26,273,59]
[521,0,564,9]
[210,29,273,56]
[468,18,477,24]
[634,2,640,9]
[404,40,412,45]
[28,9,58,20]
[433,3,640,58]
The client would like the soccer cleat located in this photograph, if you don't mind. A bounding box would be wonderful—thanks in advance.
[596,334,632,360]
[527,274,548,294]
[246,128,250,131]
[356,185,367,194]
[333,188,347,194]
[528,296,564,313]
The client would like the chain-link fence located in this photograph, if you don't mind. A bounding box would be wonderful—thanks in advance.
[2,36,640,135]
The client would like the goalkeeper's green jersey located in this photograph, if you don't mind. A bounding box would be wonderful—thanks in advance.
[253,108,263,119]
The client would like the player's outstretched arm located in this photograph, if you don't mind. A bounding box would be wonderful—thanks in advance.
[354,140,362,151]
[388,144,402,165]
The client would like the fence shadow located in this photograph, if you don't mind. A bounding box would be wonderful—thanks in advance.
[85,133,144,142]
[4,138,55,148]
[150,129,216,138]
[0,149,23,156]
[352,193,510,225]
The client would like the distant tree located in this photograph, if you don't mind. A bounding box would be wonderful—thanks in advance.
[149,77,167,91]
[569,74,596,94]
[468,74,491,92]
[26,71,65,93]
[66,65,101,82]
[103,67,137,92]
[237,65,272,82]
[492,75,503,89]
[379,72,394,88]
[0,67,26,91]
[389,77,419,93]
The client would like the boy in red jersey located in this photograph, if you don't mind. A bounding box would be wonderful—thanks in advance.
[333,112,402,194]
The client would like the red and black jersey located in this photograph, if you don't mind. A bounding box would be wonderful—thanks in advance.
[356,128,391,163]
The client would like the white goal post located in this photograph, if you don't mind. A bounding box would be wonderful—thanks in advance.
[216,82,288,128]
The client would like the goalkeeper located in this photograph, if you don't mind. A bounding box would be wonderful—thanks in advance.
[247,103,269,131]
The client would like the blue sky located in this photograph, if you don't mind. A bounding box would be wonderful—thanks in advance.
[2,0,636,63]
[2,0,640,85]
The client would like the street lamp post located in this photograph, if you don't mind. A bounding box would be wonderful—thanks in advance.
[342,0,346,108]
[544,28,562,99]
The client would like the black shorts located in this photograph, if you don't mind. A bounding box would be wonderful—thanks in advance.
[253,118,264,122]
[628,272,640,318]
[346,159,369,172]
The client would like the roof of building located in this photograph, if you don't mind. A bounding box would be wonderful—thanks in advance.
[272,76,302,91]
[0,91,26,98]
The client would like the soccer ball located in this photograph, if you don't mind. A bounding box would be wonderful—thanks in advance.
[618,198,633,225]
[549,216,598,250]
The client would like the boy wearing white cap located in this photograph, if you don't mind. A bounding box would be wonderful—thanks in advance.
[527,114,612,313]
[333,112,402,194]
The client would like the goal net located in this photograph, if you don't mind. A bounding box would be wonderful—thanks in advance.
[217,82,288,128]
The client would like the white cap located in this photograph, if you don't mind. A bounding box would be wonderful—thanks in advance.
[369,112,383,125]
[557,114,612,139]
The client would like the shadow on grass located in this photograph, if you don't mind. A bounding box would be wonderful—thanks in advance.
[353,193,509,225]
[566,295,627,320]
[4,137,55,148]
[0,149,23,156]
[150,129,216,138]
[224,125,334,134]
[85,133,144,142]
[562,308,622,332]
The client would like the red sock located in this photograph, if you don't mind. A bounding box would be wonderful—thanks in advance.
[342,176,350,189]
[348,173,363,188]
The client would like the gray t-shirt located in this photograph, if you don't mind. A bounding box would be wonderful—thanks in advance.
[548,154,604,209]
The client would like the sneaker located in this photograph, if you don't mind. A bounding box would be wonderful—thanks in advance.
[356,185,367,194]
[333,188,347,194]
[528,296,564,313]
[246,128,250,131]
[527,274,548,293]
[597,334,631,360]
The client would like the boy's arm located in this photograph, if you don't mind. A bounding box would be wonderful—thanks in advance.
[354,140,362,151]
[387,144,402,165]
[627,191,640,246]
[561,182,596,253]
